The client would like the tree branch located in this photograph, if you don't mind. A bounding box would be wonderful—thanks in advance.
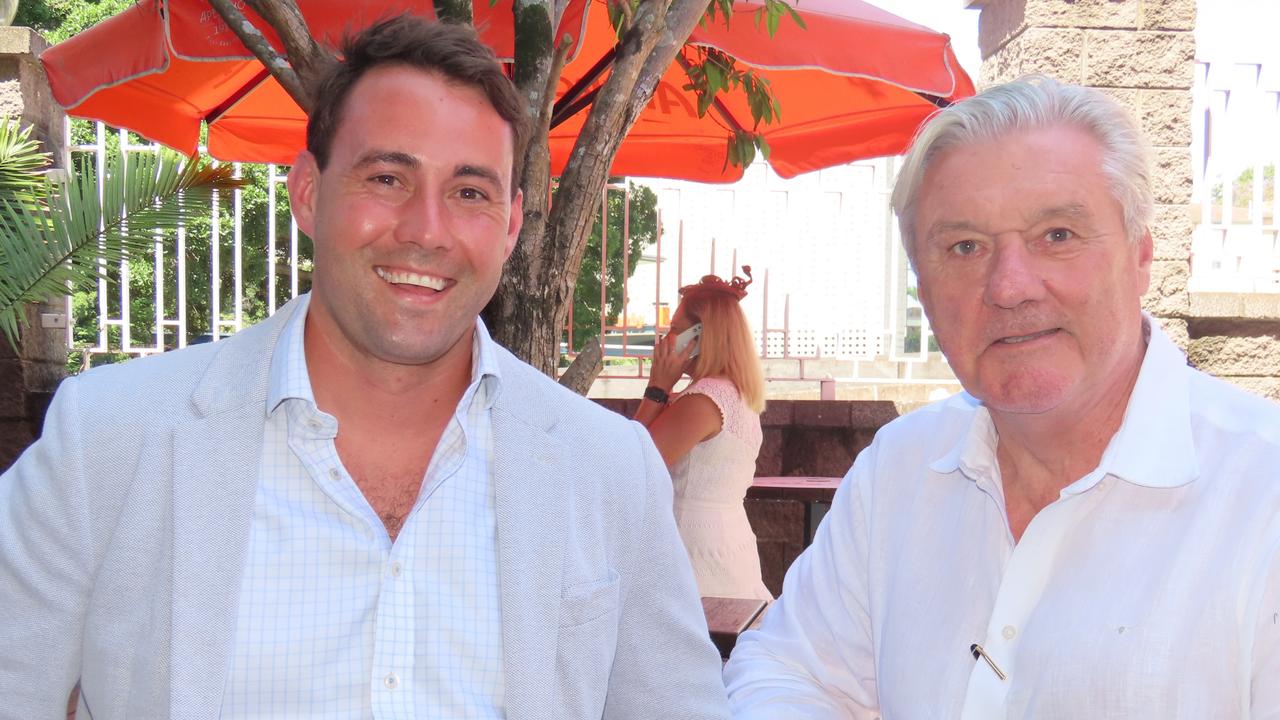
[208,0,332,114]
[542,0,708,310]
[433,0,474,24]
[610,0,634,35]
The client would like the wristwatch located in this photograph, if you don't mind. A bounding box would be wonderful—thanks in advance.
[644,385,670,405]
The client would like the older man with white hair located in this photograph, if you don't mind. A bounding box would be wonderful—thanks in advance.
[724,75,1280,718]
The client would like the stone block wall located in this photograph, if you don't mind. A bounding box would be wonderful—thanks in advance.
[1,301,66,471]
[0,28,68,472]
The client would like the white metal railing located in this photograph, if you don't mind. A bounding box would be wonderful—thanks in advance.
[66,121,949,388]
[1190,59,1280,293]
[66,120,300,364]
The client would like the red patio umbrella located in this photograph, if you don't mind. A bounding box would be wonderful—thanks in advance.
[41,0,974,181]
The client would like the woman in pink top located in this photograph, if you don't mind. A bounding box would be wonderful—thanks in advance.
[634,267,771,600]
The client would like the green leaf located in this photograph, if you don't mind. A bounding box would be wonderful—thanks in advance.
[758,135,772,160]
[784,3,808,30]
[704,61,724,94]
[0,118,246,350]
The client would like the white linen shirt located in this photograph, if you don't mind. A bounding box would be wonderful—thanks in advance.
[725,318,1280,719]
[220,294,505,719]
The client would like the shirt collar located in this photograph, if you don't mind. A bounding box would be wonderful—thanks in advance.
[266,293,504,415]
[929,314,1199,492]
[266,293,314,414]
[1082,314,1198,492]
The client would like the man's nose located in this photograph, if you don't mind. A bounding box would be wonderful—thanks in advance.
[396,191,451,249]
[982,238,1045,309]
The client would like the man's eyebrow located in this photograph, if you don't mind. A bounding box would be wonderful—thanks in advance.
[923,203,1098,241]
[353,150,419,170]
[455,164,504,189]
[1028,203,1094,225]
[924,219,983,240]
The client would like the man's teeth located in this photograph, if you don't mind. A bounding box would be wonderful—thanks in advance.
[999,329,1055,344]
[375,267,446,290]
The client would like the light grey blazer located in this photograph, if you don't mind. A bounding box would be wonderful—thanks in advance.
[0,299,730,720]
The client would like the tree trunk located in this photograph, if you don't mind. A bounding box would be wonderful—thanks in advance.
[488,0,711,380]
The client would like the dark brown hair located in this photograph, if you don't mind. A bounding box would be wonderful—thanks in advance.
[305,16,527,196]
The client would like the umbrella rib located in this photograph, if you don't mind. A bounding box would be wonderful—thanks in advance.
[914,91,951,109]
[550,46,617,128]
[205,68,273,126]
[550,86,603,130]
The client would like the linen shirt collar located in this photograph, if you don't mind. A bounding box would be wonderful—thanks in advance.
[265,292,504,415]
[929,314,1199,492]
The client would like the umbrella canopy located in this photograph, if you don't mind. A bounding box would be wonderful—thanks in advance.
[41,0,974,181]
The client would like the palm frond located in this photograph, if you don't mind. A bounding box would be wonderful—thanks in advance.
[0,148,245,350]
[0,119,49,204]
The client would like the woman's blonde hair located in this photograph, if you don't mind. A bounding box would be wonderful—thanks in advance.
[680,291,766,413]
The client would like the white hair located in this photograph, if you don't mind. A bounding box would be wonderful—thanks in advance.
[890,75,1154,261]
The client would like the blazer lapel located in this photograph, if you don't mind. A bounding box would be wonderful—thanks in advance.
[167,300,298,720]
[493,366,569,720]
[169,407,264,720]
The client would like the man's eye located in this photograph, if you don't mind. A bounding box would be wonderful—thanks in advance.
[458,187,490,201]
[370,174,399,187]
[1046,228,1073,242]
[950,239,978,256]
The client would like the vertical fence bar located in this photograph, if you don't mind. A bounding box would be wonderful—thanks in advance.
[677,219,684,290]
[95,122,108,351]
[621,185,630,357]
[760,268,769,356]
[176,214,187,349]
[153,211,164,351]
[599,186,607,352]
[117,129,133,353]
[290,218,300,299]
[267,163,278,314]
[654,209,663,329]
[210,177,221,341]
[233,162,244,331]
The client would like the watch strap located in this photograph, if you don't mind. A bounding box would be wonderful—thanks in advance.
[644,385,670,405]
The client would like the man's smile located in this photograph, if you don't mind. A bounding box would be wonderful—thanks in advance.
[374,265,450,291]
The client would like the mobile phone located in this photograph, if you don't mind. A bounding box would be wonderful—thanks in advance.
[673,323,703,358]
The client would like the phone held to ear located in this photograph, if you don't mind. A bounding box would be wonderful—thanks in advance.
[673,323,703,358]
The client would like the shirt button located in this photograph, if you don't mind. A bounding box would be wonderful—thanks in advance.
[307,418,322,431]
[390,562,402,578]
[328,468,340,481]
[1002,625,1017,640]
[384,672,399,690]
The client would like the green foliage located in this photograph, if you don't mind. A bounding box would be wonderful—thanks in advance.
[14,0,133,42]
[0,116,245,349]
[66,155,305,369]
[754,0,806,36]
[681,21,789,172]
[1211,164,1275,209]
[569,182,659,350]
[0,119,48,210]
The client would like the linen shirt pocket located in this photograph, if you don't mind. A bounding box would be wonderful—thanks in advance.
[556,570,621,718]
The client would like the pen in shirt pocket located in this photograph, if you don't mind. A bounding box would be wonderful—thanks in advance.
[970,643,1006,681]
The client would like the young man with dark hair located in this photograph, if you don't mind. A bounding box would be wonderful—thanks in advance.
[0,17,730,720]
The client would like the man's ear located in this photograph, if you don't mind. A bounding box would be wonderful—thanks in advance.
[503,188,523,260]
[1136,227,1154,295]
[286,151,321,238]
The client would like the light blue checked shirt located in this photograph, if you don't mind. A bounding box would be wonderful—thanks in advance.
[221,294,505,719]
